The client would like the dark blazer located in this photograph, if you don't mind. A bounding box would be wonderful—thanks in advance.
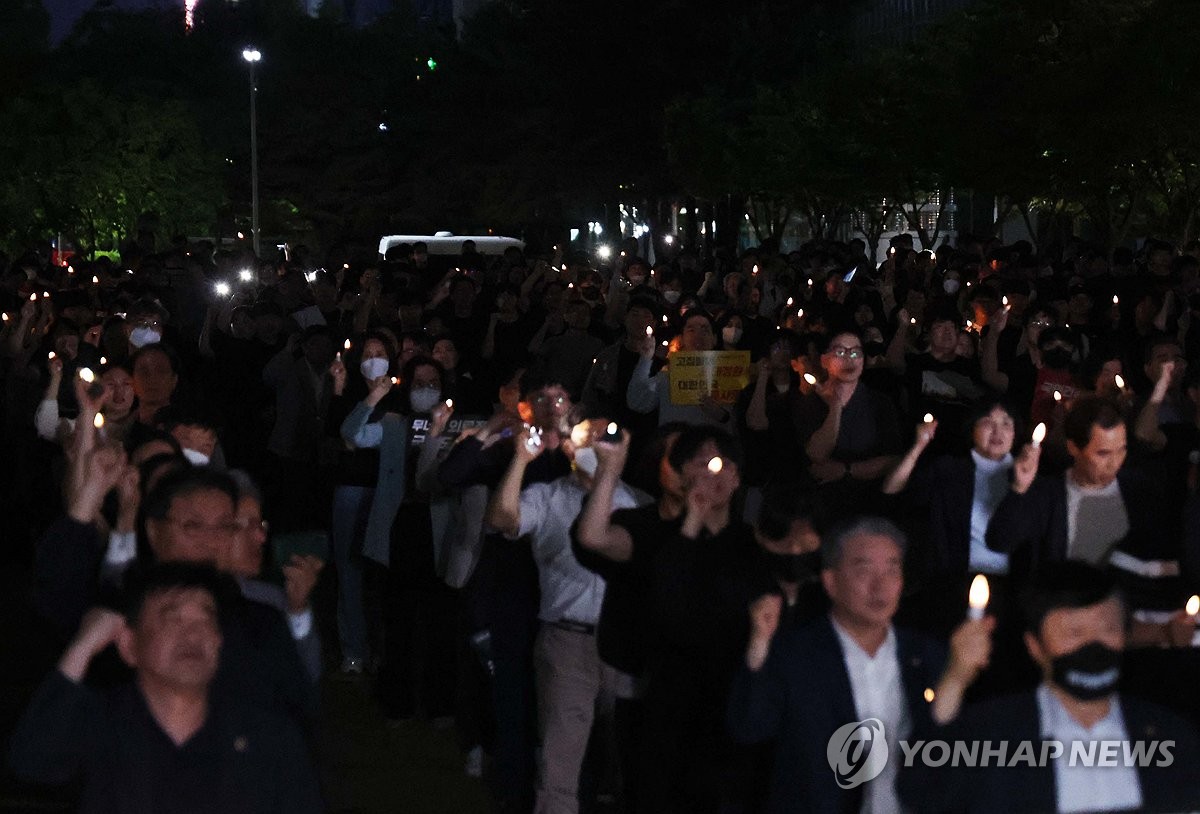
[898,691,1200,813]
[985,469,1182,608]
[727,615,945,814]
[262,349,331,462]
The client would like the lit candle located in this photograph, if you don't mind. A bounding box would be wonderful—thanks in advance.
[92,276,99,285]
[662,315,669,323]
[924,687,935,703]
[390,376,398,385]
[796,309,804,319]
[1112,295,1119,306]
[1032,422,1047,447]
[966,320,974,331]
[100,357,107,365]
[78,367,95,384]
[1002,296,1009,308]
[1114,374,1126,390]
[645,326,653,337]
[786,297,794,307]
[910,317,917,325]
[968,574,990,621]
[1187,595,1199,619]
[923,413,934,424]
[1053,390,1062,403]
[29,293,36,302]
[752,265,759,276]
[607,421,618,435]
[707,456,723,474]
[445,399,454,409]
[93,413,105,431]
[2,313,8,323]
[48,351,56,361]
[803,373,817,386]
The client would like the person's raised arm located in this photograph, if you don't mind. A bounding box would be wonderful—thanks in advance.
[980,306,1011,393]
[745,358,771,432]
[804,383,844,463]
[576,429,635,562]
[58,608,125,683]
[886,308,911,374]
[1134,360,1173,451]
[931,615,995,724]
[882,418,938,494]
[340,375,393,448]
[625,330,659,414]
[484,426,542,538]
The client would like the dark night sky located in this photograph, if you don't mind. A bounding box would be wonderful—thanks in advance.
[45,0,166,43]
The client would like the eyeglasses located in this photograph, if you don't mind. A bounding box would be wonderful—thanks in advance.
[829,346,864,360]
[1029,320,1053,329]
[535,394,567,406]
[164,517,238,537]
[236,518,270,535]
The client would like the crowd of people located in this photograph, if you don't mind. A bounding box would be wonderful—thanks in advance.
[4,229,1200,813]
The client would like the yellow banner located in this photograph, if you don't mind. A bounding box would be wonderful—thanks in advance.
[668,350,751,406]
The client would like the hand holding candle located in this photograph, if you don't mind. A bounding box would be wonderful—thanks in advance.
[707,456,724,474]
[1031,422,1047,448]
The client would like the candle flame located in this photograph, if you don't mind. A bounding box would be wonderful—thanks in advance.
[93,413,105,430]
[1113,295,1119,305]
[923,413,934,423]
[1002,296,1009,307]
[1053,390,1062,402]
[969,574,990,611]
[645,326,653,336]
[48,351,55,360]
[1114,374,1125,390]
[343,339,351,351]
[803,373,817,385]
[78,367,95,383]
[786,298,794,307]
[1188,595,1200,616]
[707,456,723,474]
[923,688,935,703]
[100,357,107,365]
[1032,422,1047,445]
[390,377,398,385]
[445,399,453,409]
[92,276,99,285]
[607,421,618,435]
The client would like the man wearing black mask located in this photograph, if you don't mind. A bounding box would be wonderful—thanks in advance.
[901,561,1200,813]
[753,483,827,627]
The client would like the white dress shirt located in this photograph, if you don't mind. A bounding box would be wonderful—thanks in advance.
[516,475,642,625]
[832,617,910,814]
[1037,683,1143,814]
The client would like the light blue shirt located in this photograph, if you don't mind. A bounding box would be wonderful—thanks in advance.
[969,450,1013,574]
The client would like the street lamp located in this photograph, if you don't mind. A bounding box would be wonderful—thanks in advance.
[242,48,262,258]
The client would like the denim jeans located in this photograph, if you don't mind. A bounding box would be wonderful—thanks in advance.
[331,485,374,663]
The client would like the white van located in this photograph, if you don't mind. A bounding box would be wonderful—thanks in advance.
[377,231,524,258]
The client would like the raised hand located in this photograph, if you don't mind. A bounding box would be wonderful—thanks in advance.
[430,398,455,437]
[282,554,325,614]
[592,427,630,476]
[1011,440,1042,495]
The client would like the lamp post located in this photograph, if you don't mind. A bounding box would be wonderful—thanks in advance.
[242,48,262,258]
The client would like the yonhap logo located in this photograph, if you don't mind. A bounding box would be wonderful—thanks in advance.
[827,719,889,789]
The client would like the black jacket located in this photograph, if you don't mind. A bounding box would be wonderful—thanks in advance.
[727,615,945,814]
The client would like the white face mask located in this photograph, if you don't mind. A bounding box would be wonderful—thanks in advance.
[129,326,162,348]
[360,357,389,380]
[573,445,599,477]
[409,386,441,414]
[182,447,210,467]
[663,290,682,304]
[722,326,743,345]
[943,279,961,295]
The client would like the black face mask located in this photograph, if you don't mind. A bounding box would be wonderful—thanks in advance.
[762,550,823,584]
[1050,641,1122,701]
[1042,347,1074,370]
[864,341,886,358]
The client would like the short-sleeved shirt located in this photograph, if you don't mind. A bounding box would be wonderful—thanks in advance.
[517,476,643,625]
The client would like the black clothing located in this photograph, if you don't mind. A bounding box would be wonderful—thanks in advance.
[9,671,322,814]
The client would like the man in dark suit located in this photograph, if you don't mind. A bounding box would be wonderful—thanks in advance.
[987,398,1187,645]
[899,561,1200,813]
[727,516,992,814]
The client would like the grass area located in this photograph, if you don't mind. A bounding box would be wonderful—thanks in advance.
[317,676,491,814]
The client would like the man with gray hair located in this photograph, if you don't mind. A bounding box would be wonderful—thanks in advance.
[727,516,993,814]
